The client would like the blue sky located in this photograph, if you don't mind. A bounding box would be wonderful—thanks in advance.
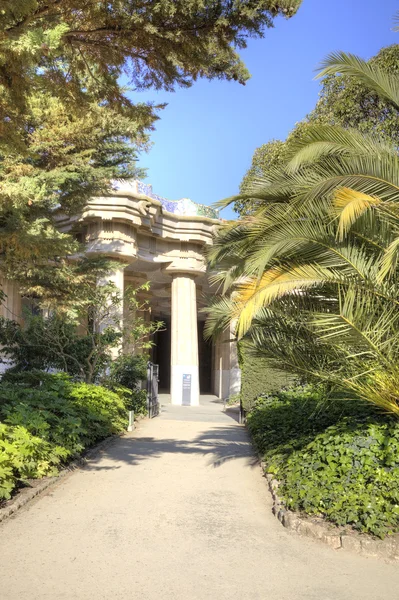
[133,0,398,219]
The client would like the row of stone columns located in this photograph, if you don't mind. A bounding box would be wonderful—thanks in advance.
[1,267,241,405]
[1,260,237,406]
[104,265,201,405]
[108,263,241,406]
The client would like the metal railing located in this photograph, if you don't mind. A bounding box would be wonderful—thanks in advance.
[147,361,160,418]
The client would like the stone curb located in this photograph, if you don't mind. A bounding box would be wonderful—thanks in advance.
[261,463,399,563]
[0,419,145,525]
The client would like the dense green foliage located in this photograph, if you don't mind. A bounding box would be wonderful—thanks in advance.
[1,0,301,129]
[247,385,399,538]
[237,139,287,215]
[0,372,128,500]
[0,93,147,279]
[313,45,399,140]
[239,340,294,411]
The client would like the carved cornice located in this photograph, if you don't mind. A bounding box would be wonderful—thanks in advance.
[56,188,219,277]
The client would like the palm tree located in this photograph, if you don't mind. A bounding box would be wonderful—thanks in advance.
[206,53,399,414]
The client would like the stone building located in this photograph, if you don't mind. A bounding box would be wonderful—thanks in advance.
[1,181,241,406]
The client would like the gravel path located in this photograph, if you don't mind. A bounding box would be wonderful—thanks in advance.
[0,397,398,600]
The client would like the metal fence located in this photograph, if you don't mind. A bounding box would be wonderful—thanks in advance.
[147,362,159,418]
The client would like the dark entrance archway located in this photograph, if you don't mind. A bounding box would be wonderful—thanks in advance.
[198,321,213,394]
[153,318,213,394]
[153,318,171,393]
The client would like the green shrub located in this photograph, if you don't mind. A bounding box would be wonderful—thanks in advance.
[239,340,295,411]
[1,369,71,387]
[0,373,128,501]
[247,385,399,538]
[107,354,147,390]
[104,354,148,416]
[70,382,128,443]
[130,389,148,416]
[0,424,65,499]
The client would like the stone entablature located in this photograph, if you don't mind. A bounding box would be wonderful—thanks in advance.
[57,182,219,271]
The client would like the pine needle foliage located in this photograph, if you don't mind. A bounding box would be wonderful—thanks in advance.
[0,0,301,288]
[1,0,301,146]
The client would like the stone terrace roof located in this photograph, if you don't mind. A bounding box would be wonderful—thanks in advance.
[112,180,219,220]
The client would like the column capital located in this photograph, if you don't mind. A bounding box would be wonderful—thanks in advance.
[108,257,132,267]
[162,263,205,278]
[98,267,125,360]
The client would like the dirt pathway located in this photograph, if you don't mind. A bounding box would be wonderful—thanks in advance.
[0,397,398,599]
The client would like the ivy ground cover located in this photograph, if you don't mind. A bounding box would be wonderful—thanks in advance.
[247,385,399,538]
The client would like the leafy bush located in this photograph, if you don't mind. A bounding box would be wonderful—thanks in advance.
[0,424,65,499]
[104,354,148,416]
[1,369,70,387]
[0,284,162,384]
[107,354,147,389]
[0,373,128,501]
[247,385,399,538]
[69,383,128,442]
[129,389,148,416]
[239,340,295,411]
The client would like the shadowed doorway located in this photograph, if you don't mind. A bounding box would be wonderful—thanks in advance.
[153,318,213,394]
[153,318,171,392]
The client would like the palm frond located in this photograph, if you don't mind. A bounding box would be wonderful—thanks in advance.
[348,374,399,415]
[316,51,399,110]
[206,52,399,416]
[249,312,345,383]
[378,237,399,282]
[287,125,395,172]
[312,287,399,362]
[234,263,361,338]
[333,187,382,241]
[202,295,238,340]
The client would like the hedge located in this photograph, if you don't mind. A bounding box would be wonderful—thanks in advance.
[247,385,399,538]
[0,372,128,501]
[239,341,294,411]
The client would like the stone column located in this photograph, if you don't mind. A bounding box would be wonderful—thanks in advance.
[229,322,242,397]
[99,265,126,360]
[170,273,200,406]
[0,278,22,374]
[213,322,241,400]
[0,279,22,323]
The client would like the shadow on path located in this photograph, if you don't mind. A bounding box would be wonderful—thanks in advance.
[84,425,258,472]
